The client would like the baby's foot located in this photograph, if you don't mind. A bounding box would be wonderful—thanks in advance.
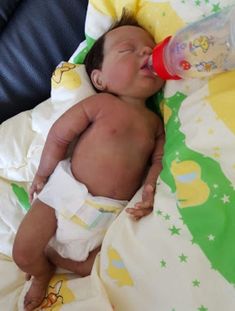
[24,275,51,311]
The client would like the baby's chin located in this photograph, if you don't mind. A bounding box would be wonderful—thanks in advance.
[145,82,164,97]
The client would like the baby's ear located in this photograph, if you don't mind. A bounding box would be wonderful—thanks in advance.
[91,69,106,91]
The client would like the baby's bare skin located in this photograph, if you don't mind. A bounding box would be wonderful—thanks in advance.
[66,93,161,199]
[23,94,163,311]
[33,92,163,201]
[13,24,165,311]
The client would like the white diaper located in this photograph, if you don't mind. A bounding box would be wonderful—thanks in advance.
[37,159,128,261]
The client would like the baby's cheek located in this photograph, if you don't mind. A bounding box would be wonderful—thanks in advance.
[109,69,134,90]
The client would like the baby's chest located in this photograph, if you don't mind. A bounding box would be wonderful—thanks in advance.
[98,105,157,143]
[105,118,155,152]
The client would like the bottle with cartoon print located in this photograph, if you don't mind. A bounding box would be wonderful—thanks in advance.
[148,6,235,80]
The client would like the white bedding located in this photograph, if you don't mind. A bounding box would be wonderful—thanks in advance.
[1,1,235,310]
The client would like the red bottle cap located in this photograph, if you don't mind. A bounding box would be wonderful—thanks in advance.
[152,36,181,80]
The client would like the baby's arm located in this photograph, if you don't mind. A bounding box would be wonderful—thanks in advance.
[30,94,103,201]
[126,119,165,220]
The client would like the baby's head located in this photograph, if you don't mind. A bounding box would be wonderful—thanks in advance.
[84,12,164,99]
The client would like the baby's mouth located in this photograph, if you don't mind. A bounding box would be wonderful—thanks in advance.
[140,59,149,70]
[140,58,155,77]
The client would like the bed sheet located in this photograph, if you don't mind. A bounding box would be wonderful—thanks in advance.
[1,0,235,310]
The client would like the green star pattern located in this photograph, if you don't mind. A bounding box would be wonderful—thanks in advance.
[164,214,171,220]
[212,3,221,13]
[160,260,167,268]
[61,2,233,310]
[169,225,181,236]
[192,279,200,287]
[160,92,235,284]
[179,254,188,263]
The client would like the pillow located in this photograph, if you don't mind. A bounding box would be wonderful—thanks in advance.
[0,62,95,256]
[68,0,235,286]
[1,2,235,310]
[1,0,235,285]
[70,0,234,64]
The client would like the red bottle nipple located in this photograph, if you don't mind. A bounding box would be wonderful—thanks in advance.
[151,36,181,80]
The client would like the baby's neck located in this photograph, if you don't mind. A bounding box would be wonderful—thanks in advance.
[118,95,146,107]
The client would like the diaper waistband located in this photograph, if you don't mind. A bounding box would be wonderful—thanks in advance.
[46,159,128,219]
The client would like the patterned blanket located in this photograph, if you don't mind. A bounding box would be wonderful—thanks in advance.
[1,0,235,310]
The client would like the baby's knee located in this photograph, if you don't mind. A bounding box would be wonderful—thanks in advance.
[12,240,36,269]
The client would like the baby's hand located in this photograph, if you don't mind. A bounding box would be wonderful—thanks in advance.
[126,184,154,221]
[29,174,48,203]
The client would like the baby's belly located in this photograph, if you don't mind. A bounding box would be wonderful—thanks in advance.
[70,151,145,200]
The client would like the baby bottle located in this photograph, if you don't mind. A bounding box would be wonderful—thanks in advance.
[148,6,235,80]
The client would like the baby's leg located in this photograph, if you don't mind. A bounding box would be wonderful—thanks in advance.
[46,246,101,276]
[12,198,57,311]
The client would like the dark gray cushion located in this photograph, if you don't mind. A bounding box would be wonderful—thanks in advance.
[0,0,20,31]
[0,0,87,123]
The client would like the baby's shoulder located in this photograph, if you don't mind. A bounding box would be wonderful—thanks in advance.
[144,110,164,134]
[145,108,162,122]
[81,93,117,114]
[83,93,117,110]
[87,93,116,104]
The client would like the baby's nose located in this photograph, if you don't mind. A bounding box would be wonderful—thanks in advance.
[140,46,152,55]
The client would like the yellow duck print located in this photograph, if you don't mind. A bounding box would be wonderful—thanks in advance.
[171,160,210,208]
[107,246,134,287]
[191,35,213,54]
[39,274,75,310]
[51,62,81,90]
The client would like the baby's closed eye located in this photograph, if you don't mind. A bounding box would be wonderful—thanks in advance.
[118,48,134,53]
[118,44,135,53]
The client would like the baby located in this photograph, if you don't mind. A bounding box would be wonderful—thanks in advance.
[12,13,165,311]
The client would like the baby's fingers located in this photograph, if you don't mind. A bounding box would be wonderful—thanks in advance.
[29,186,36,203]
[126,206,152,220]
[142,184,154,204]
[135,201,153,209]
[29,182,45,202]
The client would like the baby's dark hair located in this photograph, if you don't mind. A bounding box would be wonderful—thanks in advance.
[84,12,142,91]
